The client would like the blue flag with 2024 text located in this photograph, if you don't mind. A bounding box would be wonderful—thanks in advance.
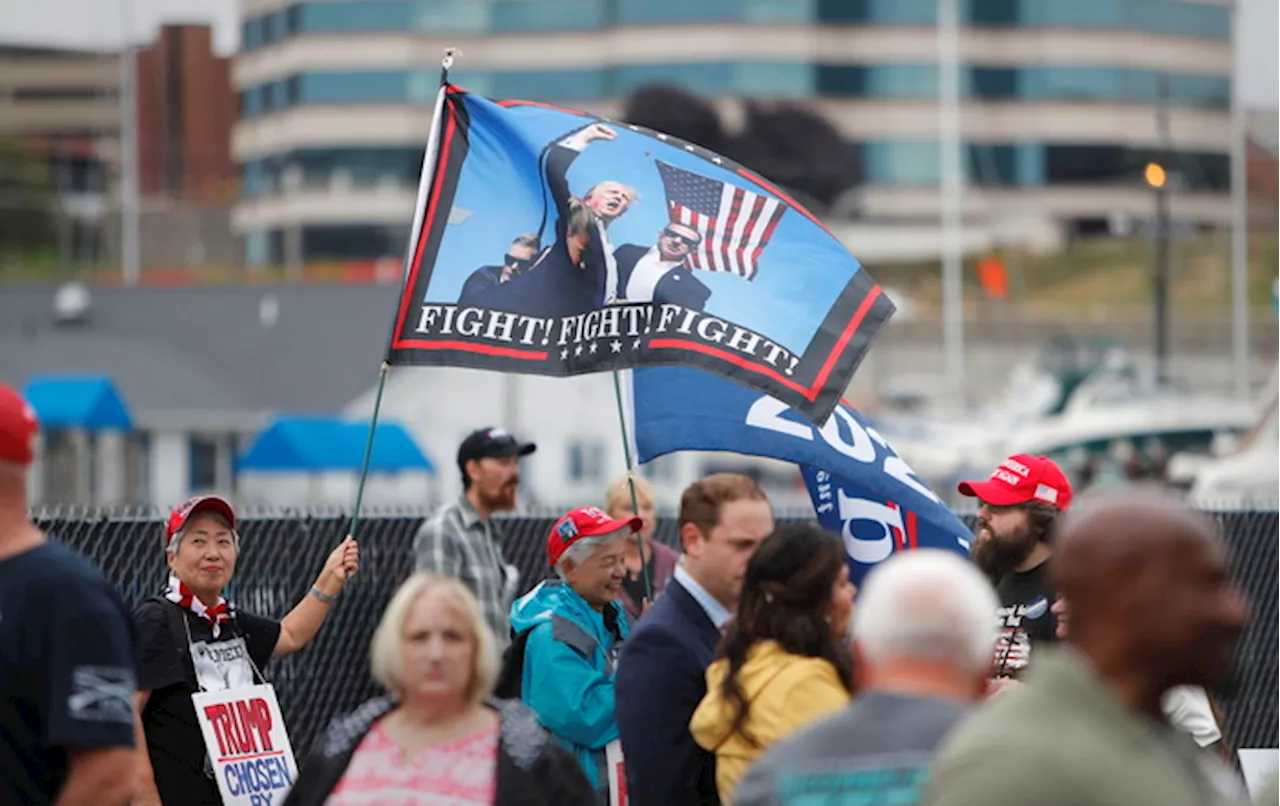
[628,367,970,584]
[385,84,895,424]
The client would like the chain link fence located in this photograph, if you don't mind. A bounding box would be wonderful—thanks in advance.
[34,506,1277,761]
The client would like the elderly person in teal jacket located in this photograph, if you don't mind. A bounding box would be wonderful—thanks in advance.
[509,506,637,802]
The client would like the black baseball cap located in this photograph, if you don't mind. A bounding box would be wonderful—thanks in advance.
[457,427,536,471]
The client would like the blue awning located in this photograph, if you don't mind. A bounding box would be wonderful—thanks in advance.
[22,375,133,431]
[237,415,434,474]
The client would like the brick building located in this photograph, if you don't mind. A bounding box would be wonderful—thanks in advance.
[0,24,236,269]
[136,25,236,202]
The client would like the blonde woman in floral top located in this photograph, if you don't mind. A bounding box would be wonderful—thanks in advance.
[284,574,594,806]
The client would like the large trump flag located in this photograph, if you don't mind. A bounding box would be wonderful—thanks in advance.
[386,85,894,423]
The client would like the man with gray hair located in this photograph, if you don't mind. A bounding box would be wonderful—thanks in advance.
[735,550,999,806]
[506,506,639,801]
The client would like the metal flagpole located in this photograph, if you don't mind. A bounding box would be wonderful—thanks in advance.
[938,0,965,403]
[348,362,390,549]
[347,49,459,553]
[1229,1,1250,400]
[118,0,140,286]
[611,370,653,602]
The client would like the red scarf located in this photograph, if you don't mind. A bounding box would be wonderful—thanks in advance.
[164,575,233,638]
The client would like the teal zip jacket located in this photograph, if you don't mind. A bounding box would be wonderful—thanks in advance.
[509,579,630,793]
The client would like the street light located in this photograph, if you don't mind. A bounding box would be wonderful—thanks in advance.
[1147,160,1170,387]
[1149,76,1172,388]
[1144,162,1167,189]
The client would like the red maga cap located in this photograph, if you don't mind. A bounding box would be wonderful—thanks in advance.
[546,506,641,565]
[165,495,238,549]
[0,383,38,465]
[957,454,1073,511]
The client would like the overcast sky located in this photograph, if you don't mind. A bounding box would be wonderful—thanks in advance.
[1,0,1276,107]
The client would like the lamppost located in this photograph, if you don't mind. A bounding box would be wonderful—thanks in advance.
[1145,159,1170,387]
[1148,73,1172,387]
[937,0,965,403]
[118,0,140,287]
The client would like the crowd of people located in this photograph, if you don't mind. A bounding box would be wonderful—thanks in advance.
[0,380,1274,806]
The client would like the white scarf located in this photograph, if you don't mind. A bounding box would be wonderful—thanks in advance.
[163,574,233,639]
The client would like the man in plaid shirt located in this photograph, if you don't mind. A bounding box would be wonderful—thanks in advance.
[413,427,536,649]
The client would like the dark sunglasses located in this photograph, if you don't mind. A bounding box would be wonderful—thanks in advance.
[662,228,700,248]
[504,253,534,271]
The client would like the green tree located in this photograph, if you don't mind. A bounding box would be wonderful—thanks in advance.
[0,138,58,257]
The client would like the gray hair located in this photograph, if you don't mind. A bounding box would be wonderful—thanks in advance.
[853,550,999,674]
[555,529,630,580]
[166,510,240,555]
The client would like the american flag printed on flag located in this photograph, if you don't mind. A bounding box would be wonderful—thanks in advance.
[655,160,786,281]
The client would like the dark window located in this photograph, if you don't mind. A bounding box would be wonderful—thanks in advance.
[242,17,263,50]
[188,436,220,492]
[13,87,106,101]
[816,65,866,95]
[969,67,1018,100]
[125,433,150,504]
[1044,145,1126,183]
[567,441,606,483]
[969,0,1021,25]
[967,144,1018,186]
[301,224,409,260]
[41,431,80,504]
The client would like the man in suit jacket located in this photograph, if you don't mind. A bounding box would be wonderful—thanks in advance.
[615,474,774,806]
[458,234,540,307]
[613,222,711,312]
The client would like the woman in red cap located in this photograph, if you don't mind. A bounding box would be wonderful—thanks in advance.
[505,505,639,802]
[131,494,358,806]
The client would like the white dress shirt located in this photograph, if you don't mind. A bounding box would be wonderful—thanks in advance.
[624,246,681,302]
[674,563,732,632]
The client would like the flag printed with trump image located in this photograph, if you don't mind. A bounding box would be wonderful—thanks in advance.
[387,84,895,423]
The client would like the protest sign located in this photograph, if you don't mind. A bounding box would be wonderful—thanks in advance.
[606,738,628,806]
[192,684,298,806]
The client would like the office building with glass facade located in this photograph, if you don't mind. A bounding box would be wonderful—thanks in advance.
[232,0,1234,265]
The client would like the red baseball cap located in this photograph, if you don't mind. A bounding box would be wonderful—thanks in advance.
[165,495,238,550]
[0,382,38,465]
[958,454,1073,511]
[547,506,641,565]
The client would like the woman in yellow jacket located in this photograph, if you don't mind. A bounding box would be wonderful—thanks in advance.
[690,523,857,803]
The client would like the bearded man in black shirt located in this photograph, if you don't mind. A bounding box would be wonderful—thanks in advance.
[956,454,1073,681]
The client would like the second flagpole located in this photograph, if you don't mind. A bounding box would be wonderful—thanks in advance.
[611,369,653,603]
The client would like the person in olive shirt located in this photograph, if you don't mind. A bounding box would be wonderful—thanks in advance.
[924,495,1251,806]
[956,453,1072,681]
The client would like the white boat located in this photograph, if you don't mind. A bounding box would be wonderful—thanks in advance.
[1185,367,1279,509]
[975,352,1258,479]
